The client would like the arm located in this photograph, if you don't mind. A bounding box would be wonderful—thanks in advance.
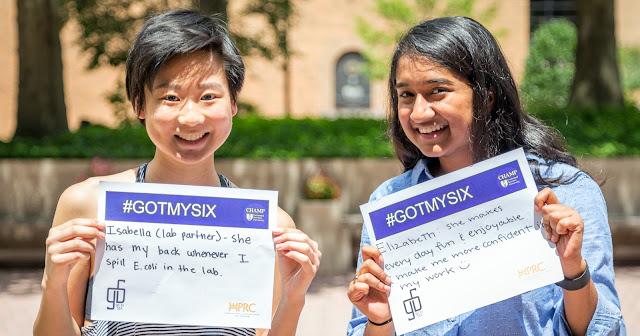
[257,208,321,336]
[536,177,625,336]
[33,182,104,336]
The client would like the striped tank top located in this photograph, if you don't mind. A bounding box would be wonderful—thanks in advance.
[81,163,255,336]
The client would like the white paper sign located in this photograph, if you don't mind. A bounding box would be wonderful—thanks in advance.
[360,148,563,334]
[89,181,277,329]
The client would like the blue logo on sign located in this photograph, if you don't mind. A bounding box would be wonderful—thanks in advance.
[106,280,126,310]
[244,203,267,223]
[403,288,423,321]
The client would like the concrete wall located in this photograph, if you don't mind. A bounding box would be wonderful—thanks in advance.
[1,158,638,267]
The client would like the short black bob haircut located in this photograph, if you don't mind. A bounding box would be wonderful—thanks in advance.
[126,9,245,118]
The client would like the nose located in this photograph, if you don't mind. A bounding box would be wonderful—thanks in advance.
[177,101,205,126]
[410,94,435,122]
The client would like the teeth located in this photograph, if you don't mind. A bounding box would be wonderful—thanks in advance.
[177,133,206,141]
[418,125,447,134]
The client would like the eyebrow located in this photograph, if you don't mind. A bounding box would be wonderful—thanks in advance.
[395,78,454,89]
[153,82,225,90]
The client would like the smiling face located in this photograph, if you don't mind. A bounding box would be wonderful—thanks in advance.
[395,55,475,174]
[139,50,237,165]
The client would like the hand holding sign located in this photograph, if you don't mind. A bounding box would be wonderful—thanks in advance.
[347,245,393,325]
[535,187,585,278]
[43,219,105,287]
[273,227,322,300]
[91,182,278,329]
[358,149,564,334]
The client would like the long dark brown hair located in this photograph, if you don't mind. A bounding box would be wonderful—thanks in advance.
[388,17,580,185]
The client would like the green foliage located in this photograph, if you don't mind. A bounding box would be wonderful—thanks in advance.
[619,46,640,93]
[529,104,640,157]
[0,117,393,159]
[356,0,497,80]
[520,19,577,110]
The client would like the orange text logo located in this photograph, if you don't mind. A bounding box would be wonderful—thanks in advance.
[228,302,256,313]
[518,262,546,278]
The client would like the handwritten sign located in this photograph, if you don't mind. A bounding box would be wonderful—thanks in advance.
[89,182,277,329]
[360,148,563,334]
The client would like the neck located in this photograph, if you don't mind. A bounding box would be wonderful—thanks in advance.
[145,153,221,187]
[433,156,474,177]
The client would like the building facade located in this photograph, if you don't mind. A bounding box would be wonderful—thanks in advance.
[1,0,639,141]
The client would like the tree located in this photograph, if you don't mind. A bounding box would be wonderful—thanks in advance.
[63,0,294,119]
[569,0,623,107]
[356,0,497,80]
[15,0,68,138]
[243,0,298,117]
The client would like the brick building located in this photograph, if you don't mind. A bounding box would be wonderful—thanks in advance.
[1,0,639,141]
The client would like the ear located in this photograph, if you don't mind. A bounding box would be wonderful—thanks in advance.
[231,99,238,117]
[134,99,145,120]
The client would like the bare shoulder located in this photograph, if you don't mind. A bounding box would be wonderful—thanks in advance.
[53,169,138,227]
[276,207,296,229]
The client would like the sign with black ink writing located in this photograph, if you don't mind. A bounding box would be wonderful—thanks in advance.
[360,148,563,334]
[90,182,277,329]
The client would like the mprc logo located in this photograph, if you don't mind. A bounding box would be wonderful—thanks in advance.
[106,280,126,310]
[403,288,423,321]
[518,262,546,278]
[229,302,257,313]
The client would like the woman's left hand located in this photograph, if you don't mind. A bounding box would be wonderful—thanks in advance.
[535,187,585,277]
[272,228,321,300]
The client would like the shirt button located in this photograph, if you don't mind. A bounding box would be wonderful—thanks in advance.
[449,316,456,322]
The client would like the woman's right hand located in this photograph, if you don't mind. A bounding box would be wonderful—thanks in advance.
[43,219,105,287]
[347,245,393,324]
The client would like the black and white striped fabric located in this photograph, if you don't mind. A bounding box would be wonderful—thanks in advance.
[81,321,255,336]
[80,163,254,335]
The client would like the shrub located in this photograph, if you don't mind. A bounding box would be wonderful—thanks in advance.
[0,117,394,159]
[529,104,640,157]
[520,19,576,109]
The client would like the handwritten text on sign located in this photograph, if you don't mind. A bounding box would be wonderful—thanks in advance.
[90,182,278,329]
[360,148,563,335]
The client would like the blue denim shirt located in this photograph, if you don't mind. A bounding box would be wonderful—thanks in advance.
[347,155,626,336]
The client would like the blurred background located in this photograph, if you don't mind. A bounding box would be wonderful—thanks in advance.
[0,0,639,335]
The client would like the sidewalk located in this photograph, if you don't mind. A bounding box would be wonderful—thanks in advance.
[1,268,637,335]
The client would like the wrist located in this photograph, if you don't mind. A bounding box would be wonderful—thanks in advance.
[556,259,590,291]
[561,257,586,279]
[279,293,305,311]
[368,317,393,326]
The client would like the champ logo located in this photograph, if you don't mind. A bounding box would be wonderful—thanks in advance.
[497,169,520,188]
[403,288,423,321]
[106,279,126,310]
[518,262,546,278]
[244,205,266,223]
[228,302,257,313]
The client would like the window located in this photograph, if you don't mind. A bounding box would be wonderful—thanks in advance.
[335,52,370,108]
[530,0,576,33]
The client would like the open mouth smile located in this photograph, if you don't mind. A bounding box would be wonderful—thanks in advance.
[175,133,208,141]
[418,124,448,134]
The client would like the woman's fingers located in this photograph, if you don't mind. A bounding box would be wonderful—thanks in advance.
[362,245,384,266]
[540,204,582,242]
[356,271,391,293]
[45,219,104,270]
[275,240,321,266]
[534,187,561,211]
[46,219,105,246]
[359,259,392,287]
